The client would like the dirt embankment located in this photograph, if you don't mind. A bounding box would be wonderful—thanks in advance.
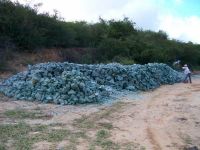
[0,76,200,150]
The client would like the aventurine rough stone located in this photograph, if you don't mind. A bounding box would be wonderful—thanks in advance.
[0,62,183,105]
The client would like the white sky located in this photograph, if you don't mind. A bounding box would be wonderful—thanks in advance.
[14,0,200,44]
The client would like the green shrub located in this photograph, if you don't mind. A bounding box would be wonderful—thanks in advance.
[112,56,135,65]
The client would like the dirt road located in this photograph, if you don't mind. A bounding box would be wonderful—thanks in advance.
[110,76,200,150]
[0,76,200,150]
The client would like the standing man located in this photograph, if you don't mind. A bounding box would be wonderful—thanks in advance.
[182,64,192,83]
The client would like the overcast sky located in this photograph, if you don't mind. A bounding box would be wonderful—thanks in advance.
[14,0,200,44]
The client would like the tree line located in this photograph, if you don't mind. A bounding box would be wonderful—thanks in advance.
[0,0,200,68]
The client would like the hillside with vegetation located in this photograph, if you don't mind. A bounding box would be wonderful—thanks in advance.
[1,1,200,150]
[0,0,200,72]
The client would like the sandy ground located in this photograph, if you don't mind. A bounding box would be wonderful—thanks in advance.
[0,76,200,150]
[110,76,200,150]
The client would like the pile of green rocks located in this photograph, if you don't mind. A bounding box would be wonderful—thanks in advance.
[0,62,183,105]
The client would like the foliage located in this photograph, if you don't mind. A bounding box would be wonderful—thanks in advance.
[0,36,14,71]
[112,56,135,65]
[0,0,200,66]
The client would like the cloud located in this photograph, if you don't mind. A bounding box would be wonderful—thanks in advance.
[174,0,183,5]
[159,15,200,43]
[100,0,162,30]
[15,0,133,21]
[15,0,162,28]
[11,0,200,44]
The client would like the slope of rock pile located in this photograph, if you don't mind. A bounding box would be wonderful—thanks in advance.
[0,62,183,105]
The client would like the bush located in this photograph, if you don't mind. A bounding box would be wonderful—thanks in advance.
[0,0,199,66]
[112,56,135,65]
[0,37,15,71]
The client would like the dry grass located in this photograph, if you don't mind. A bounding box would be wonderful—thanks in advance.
[0,99,144,150]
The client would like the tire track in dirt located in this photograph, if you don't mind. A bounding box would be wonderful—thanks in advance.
[145,92,167,150]
[143,78,200,150]
[147,127,162,150]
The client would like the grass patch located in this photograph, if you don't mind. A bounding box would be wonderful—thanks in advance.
[0,122,33,150]
[32,124,48,132]
[4,109,43,119]
[97,140,119,150]
[0,123,49,149]
[41,129,71,142]
[73,102,125,130]
[15,137,36,150]
[97,102,126,120]
[72,102,126,149]
[73,131,88,139]
[96,130,110,139]
[4,109,52,120]
[0,121,88,150]
[41,130,87,150]
[65,144,77,150]
[49,123,66,127]
[98,122,113,130]
[72,102,144,149]
[120,142,146,150]
[0,122,31,142]
[33,129,87,144]
[183,135,193,145]
[73,115,95,129]
[179,133,193,146]
[94,129,119,150]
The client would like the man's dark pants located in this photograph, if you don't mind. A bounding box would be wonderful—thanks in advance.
[184,73,192,83]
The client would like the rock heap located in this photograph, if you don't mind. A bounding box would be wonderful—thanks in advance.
[0,62,183,105]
